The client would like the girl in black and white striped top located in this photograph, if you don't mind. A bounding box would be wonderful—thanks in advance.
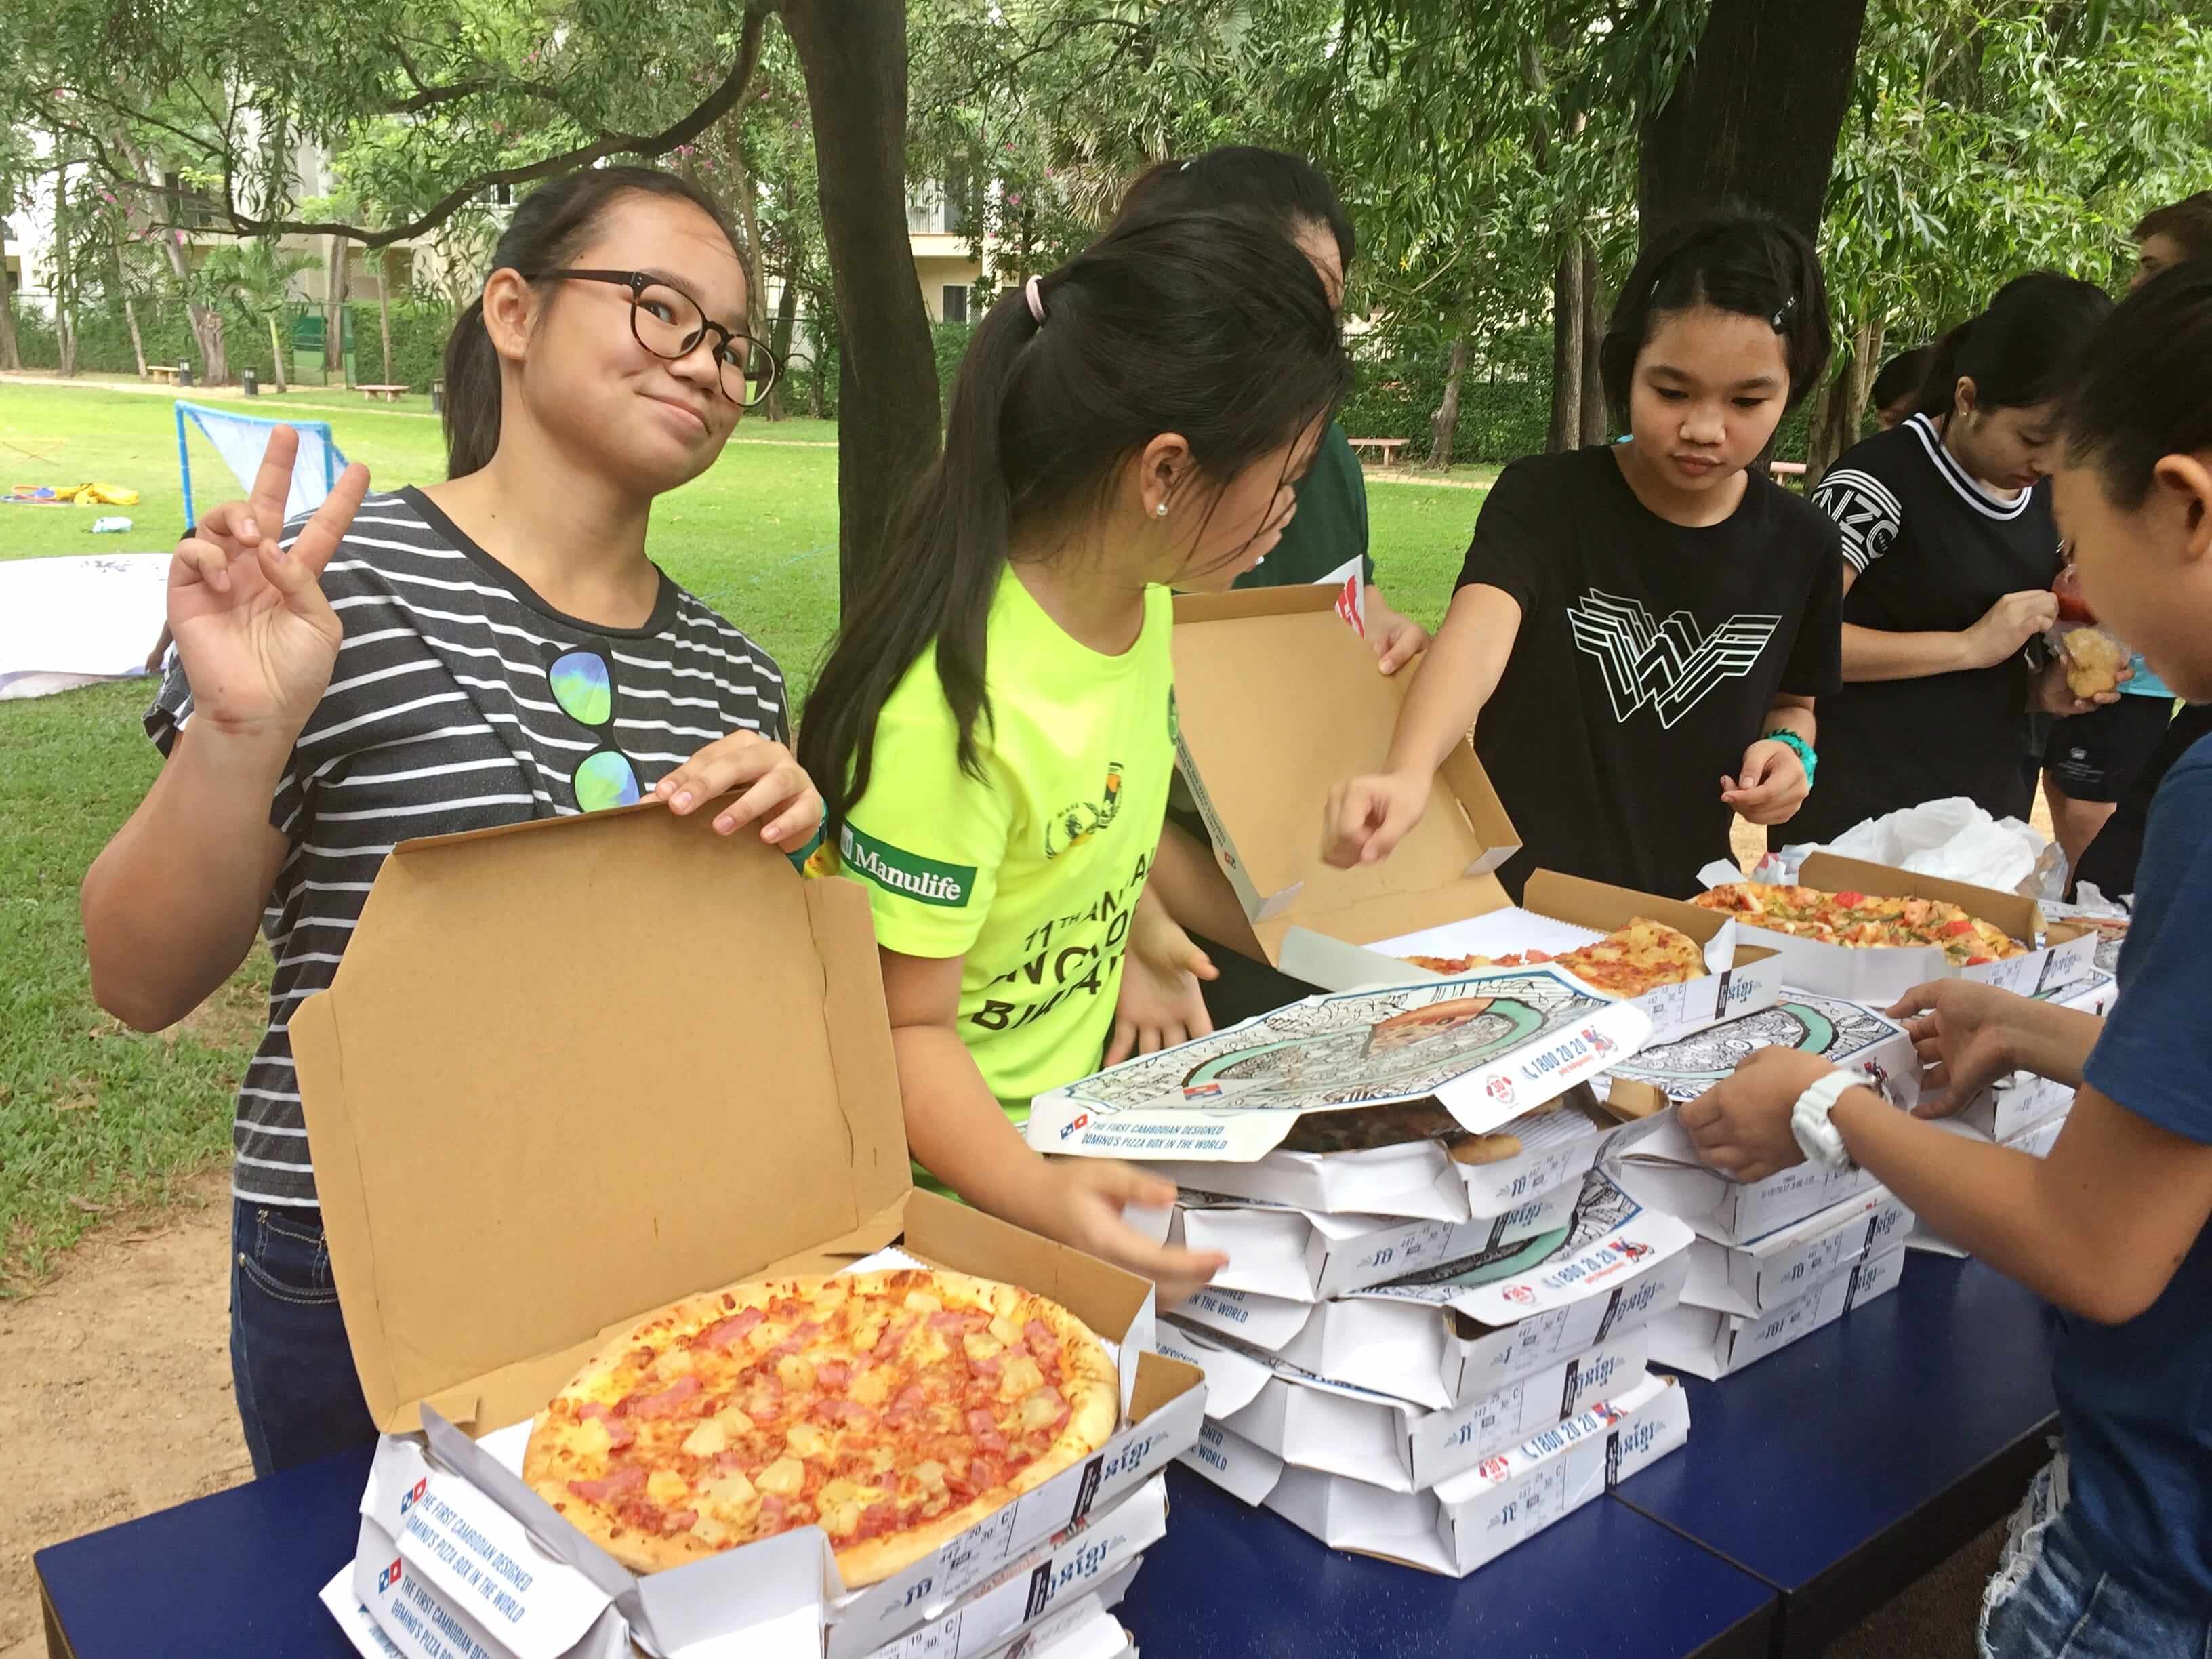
[82,167,821,1476]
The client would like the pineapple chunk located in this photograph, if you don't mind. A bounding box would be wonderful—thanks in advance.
[654,1346,695,1380]
[817,1477,871,1511]
[755,1457,805,1498]
[913,1460,946,1492]
[903,1290,943,1314]
[911,1329,952,1369]
[1019,1387,1064,1431]
[748,1322,784,1352]
[963,1332,1004,1365]
[785,1422,830,1458]
[823,1500,863,1538]
[691,1515,732,1548]
[998,1355,1044,1400]
[681,1419,727,1459]
[849,1366,894,1407]
[646,1469,691,1507]
[989,1314,1023,1347]
[699,1469,758,1515]
[776,1355,816,1391]
[571,1418,613,1459]
[849,1314,887,1353]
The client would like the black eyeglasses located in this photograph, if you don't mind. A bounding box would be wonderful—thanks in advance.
[533,268,781,407]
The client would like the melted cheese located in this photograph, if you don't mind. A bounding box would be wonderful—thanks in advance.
[903,1290,943,1314]
[653,1346,695,1380]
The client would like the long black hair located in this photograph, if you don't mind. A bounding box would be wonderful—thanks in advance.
[441,166,747,478]
[1915,272,2112,422]
[800,209,1349,841]
[2066,263,2212,507]
[1600,209,1830,423]
[1113,146,1356,272]
[1872,346,1933,413]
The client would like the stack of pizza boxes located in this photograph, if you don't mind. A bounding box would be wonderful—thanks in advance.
[287,805,1208,1659]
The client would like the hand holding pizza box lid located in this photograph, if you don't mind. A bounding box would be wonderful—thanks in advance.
[1691,851,2095,1004]
[1025,962,1653,1162]
[289,807,1205,1657]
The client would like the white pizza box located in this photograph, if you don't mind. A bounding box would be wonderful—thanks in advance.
[1908,1115,2070,1257]
[1693,852,2096,1005]
[2043,966,2118,1015]
[1957,1072,2076,1145]
[1173,1174,1692,1410]
[1179,1375,1689,1578]
[1601,991,1922,1122]
[1165,586,1519,937]
[976,1589,1135,1659]
[2039,904,2129,978]
[1139,1090,1626,1223]
[291,806,1204,1658]
[1163,1181,1574,1304]
[317,1572,407,1659]
[1025,962,1652,1155]
[1160,1317,1651,1493]
[845,1479,1164,1659]
[1604,1109,1887,1248]
[1286,871,1783,1046]
[1647,1246,1909,1380]
[1681,1188,1914,1318]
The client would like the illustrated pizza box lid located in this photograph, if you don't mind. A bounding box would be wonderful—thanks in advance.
[1179,1374,1688,1577]
[1679,1187,1913,1319]
[1167,586,1521,950]
[1161,1181,1574,1305]
[1024,962,1652,1159]
[1698,852,2096,1004]
[291,806,1204,1654]
[1284,870,1785,1048]
[1173,1173,1691,1410]
[1134,1086,1624,1223]
[1646,1246,1908,1380]
[1160,1317,1651,1493]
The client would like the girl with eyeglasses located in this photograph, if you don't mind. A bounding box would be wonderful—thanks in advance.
[798,209,1350,1303]
[82,167,821,1477]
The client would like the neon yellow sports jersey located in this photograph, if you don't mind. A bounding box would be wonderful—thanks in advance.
[817,568,1176,1124]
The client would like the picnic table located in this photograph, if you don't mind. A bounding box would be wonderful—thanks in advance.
[1347,436,1410,468]
[1767,460,1808,487]
[355,384,409,403]
[145,365,180,385]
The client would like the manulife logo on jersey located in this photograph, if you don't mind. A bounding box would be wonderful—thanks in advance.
[840,822,976,907]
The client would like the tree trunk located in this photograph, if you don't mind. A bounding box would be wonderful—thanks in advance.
[376,250,396,385]
[1637,0,1872,246]
[1578,238,1607,445]
[1427,335,1470,470]
[1547,248,1583,455]
[325,235,350,375]
[117,136,227,381]
[0,273,18,372]
[765,234,803,422]
[54,232,77,378]
[108,230,147,377]
[779,0,943,607]
[268,314,290,394]
[1807,313,1883,478]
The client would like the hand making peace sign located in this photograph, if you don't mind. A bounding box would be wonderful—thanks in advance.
[165,425,371,743]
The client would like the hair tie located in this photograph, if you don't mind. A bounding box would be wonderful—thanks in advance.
[1025,274,1047,325]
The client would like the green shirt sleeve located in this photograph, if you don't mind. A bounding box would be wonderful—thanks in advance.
[834,695,1012,960]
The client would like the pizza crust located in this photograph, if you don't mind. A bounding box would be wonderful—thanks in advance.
[523,1269,1120,1584]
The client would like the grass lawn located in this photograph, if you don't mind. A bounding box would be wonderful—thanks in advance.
[0,378,1487,1284]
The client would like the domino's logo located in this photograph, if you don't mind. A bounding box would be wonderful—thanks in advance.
[1059,1113,1091,1140]
[377,1557,404,1593]
[400,1477,428,1515]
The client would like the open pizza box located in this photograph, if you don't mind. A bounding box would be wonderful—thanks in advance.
[1169,590,1779,1044]
[1135,1183,1574,1305]
[1025,962,1651,1160]
[1679,1187,1913,1319]
[1176,1374,1689,1578]
[1696,851,2097,1005]
[1170,1173,1692,1411]
[1158,1317,1651,1494]
[1647,1246,1909,1380]
[292,805,1206,1659]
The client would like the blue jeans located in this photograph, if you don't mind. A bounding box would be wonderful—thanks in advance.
[229,1201,378,1477]
[1982,1462,2212,1659]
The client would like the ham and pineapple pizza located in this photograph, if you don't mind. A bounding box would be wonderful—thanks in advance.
[1695,883,2025,966]
[1402,918,1706,998]
[523,1268,1118,1582]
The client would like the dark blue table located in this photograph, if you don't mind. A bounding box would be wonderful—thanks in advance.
[33,1447,1776,1659]
[1615,1253,2061,1658]
[1122,1467,1778,1659]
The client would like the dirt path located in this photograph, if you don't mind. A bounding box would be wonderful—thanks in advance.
[0,1170,243,1659]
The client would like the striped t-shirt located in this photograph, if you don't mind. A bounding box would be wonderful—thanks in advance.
[147,487,790,1207]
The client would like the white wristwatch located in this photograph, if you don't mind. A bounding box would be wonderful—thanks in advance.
[1791,1071,1862,1171]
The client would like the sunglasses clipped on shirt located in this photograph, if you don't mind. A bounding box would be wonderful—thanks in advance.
[531,268,781,408]
[546,646,642,813]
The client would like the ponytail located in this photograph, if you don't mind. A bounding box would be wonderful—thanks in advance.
[1918,272,2112,422]
[799,210,1349,842]
[436,166,747,480]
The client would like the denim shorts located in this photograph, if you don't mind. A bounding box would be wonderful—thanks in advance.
[1982,1453,2212,1659]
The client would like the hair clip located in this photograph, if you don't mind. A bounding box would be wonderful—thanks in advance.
[1771,293,1798,330]
[1025,274,1047,325]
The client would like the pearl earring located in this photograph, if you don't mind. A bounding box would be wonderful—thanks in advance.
[1155,501,1170,518]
